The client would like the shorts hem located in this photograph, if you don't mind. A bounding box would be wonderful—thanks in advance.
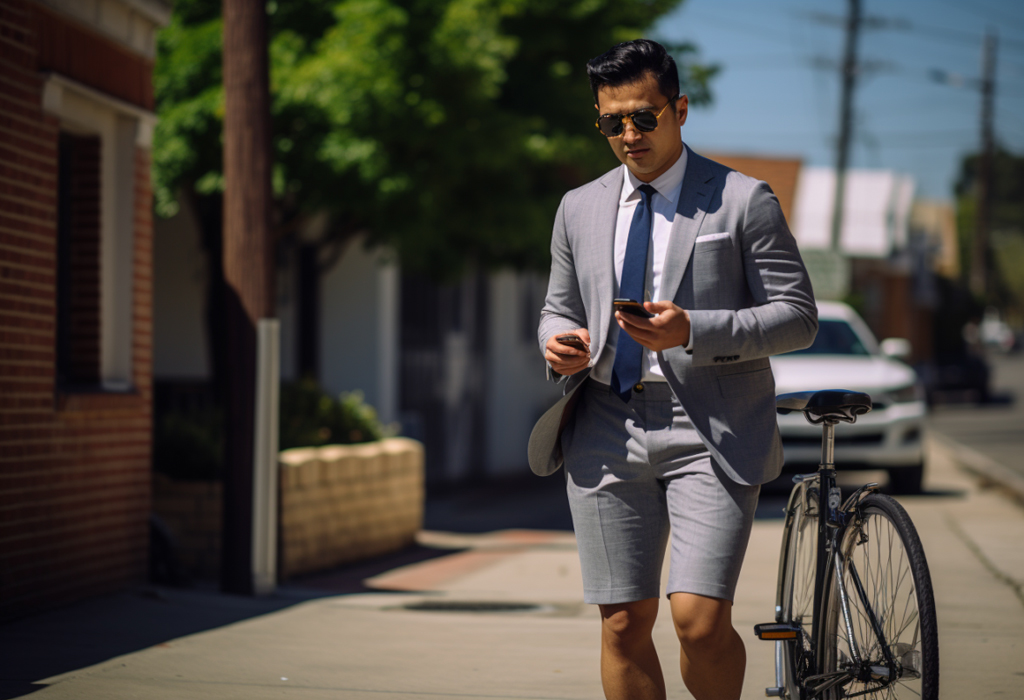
[583,585,661,605]
[665,582,736,603]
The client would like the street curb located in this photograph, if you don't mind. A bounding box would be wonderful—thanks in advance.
[933,433,1024,504]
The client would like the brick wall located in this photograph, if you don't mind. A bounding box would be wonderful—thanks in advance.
[150,439,425,582]
[702,153,803,224]
[279,438,425,579]
[0,0,154,621]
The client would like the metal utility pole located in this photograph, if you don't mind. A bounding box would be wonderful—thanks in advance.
[830,0,861,252]
[971,29,997,300]
[221,0,277,595]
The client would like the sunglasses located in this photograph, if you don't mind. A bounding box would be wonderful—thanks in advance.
[594,95,679,138]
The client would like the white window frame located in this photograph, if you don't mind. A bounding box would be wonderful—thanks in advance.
[43,73,157,392]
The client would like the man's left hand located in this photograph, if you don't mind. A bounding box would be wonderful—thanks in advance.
[616,301,691,352]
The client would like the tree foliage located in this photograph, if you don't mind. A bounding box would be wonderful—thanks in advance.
[955,147,1024,313]
[153,0,715,277]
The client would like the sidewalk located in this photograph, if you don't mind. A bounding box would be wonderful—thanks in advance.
[2,437,1023,699]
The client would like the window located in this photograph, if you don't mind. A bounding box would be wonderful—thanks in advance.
[56,132,102,388]
[44,74,156,393]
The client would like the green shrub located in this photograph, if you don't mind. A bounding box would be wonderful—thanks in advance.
[278,379,386,450]
[153,380,389,481]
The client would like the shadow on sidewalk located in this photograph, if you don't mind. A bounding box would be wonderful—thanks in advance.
[0,475,574,699]
[0,586,299,700]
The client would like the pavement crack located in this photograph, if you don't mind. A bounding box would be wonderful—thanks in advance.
[944,513,1024,609]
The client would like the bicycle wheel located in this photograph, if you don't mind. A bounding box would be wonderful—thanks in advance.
[778,480,819,698]
[822,493,939,699]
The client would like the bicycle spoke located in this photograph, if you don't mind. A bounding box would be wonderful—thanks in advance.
[821,500,936,699]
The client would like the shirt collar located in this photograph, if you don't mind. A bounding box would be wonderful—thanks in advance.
[620,144,688,205]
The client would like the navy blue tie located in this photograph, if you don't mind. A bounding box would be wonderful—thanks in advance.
[611,184,656,401]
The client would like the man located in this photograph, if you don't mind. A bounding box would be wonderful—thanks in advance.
[527,40,817,700]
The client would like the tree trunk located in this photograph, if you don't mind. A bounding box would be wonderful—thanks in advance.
[221,0,274,595]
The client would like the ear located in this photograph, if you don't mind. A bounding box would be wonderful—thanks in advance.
[675,94,689,127]
[594,103,600,112]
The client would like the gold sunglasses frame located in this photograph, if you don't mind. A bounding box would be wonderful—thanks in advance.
[594,94,679,138]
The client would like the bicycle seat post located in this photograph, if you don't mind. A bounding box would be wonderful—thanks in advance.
[821,422,836,469]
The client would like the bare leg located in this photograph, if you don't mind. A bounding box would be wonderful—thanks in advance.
[598,598,666,700]
[669,592,746,700]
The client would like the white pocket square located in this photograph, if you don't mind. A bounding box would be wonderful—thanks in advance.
[696,232,731,243]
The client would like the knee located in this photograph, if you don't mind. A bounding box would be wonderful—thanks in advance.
[673,613,728,651]
[670,596,733,652]
[600,599,659,649]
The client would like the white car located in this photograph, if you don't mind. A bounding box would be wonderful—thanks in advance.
[770,301,927,493]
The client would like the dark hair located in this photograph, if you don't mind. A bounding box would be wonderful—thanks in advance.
[586,39,679,105]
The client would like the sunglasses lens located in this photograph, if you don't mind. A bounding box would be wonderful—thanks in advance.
[632,111,659,132]
[598,116,623,137]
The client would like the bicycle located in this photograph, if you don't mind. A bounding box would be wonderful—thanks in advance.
[754,390,939,699]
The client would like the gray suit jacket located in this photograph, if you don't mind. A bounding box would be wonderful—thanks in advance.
[527,148,817,485]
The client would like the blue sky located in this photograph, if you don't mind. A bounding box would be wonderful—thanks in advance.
[653,0,1024,201]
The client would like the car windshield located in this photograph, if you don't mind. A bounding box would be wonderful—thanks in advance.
[784,319,872,356]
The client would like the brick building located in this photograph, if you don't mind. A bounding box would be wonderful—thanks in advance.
[0,0,169,620]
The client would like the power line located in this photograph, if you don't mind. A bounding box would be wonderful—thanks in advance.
[683,10,804,48]
[932,0,1024,36]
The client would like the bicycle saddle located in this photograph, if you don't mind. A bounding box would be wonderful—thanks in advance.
[775,390,872,424]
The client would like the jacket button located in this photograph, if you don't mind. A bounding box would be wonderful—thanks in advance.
[634,383,644,393]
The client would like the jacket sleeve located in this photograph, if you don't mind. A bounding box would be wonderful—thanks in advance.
[686,181,818,366]
[537,194,587,381]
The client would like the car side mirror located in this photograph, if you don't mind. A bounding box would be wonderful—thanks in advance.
[880,337,912,360]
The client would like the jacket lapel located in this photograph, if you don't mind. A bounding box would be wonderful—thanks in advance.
[659,149,717,303]
[589,168,623,362]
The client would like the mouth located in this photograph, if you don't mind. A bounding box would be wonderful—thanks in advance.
[625,148,650,159]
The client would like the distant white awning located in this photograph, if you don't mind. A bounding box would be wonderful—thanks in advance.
[791,167,916,258]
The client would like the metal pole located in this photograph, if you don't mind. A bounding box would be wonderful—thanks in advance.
[251,319,280,595]
[830,0,861,252]
[970,29,997,300]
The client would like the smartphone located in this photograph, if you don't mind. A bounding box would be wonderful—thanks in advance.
[556,333,590,353]
[613,298,654,319]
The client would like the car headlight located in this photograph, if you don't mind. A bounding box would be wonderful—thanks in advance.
[887,383,922,403]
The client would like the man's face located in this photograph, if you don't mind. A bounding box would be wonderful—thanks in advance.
[595,73,688,183]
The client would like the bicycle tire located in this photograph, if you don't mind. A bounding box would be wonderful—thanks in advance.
[778,480,820,699]
[821,493,939,699]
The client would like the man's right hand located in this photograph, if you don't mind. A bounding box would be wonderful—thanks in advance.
[545,329,592,376]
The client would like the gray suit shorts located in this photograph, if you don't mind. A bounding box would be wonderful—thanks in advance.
[562,379,760,605]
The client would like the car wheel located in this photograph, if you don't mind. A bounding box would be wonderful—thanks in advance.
[888,462,924,495]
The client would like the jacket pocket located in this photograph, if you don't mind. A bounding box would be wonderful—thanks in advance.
[717,366,774,399]
[695,234,734,251]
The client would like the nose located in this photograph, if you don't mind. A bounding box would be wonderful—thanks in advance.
[622,119,642,142]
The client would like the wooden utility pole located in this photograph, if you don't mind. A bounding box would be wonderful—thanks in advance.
[970,29,997,300]
[830,0,861,252]
[221,0,275,595]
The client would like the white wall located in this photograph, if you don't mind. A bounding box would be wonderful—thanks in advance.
[152,195,209,379]
[484,271,562,477]
[319,238,399,425]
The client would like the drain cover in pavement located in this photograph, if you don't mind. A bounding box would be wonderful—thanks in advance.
[401,600,541,613]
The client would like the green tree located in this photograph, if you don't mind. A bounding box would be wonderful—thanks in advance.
[153,0,715,386]
[955,147,1024,318]
[154,0,714,274]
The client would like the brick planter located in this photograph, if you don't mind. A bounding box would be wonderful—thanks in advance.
[151,438,425,582]
[279,438,425,579]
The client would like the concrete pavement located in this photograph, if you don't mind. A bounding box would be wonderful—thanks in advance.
[929,351,1024,490]
[3,436,1024,699]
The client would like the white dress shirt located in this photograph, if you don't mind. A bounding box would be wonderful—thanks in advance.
[591,146,691,385]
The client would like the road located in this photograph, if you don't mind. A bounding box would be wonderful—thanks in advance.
[929,351,1024,480]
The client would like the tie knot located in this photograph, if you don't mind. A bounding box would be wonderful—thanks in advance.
[638,184,656,201]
